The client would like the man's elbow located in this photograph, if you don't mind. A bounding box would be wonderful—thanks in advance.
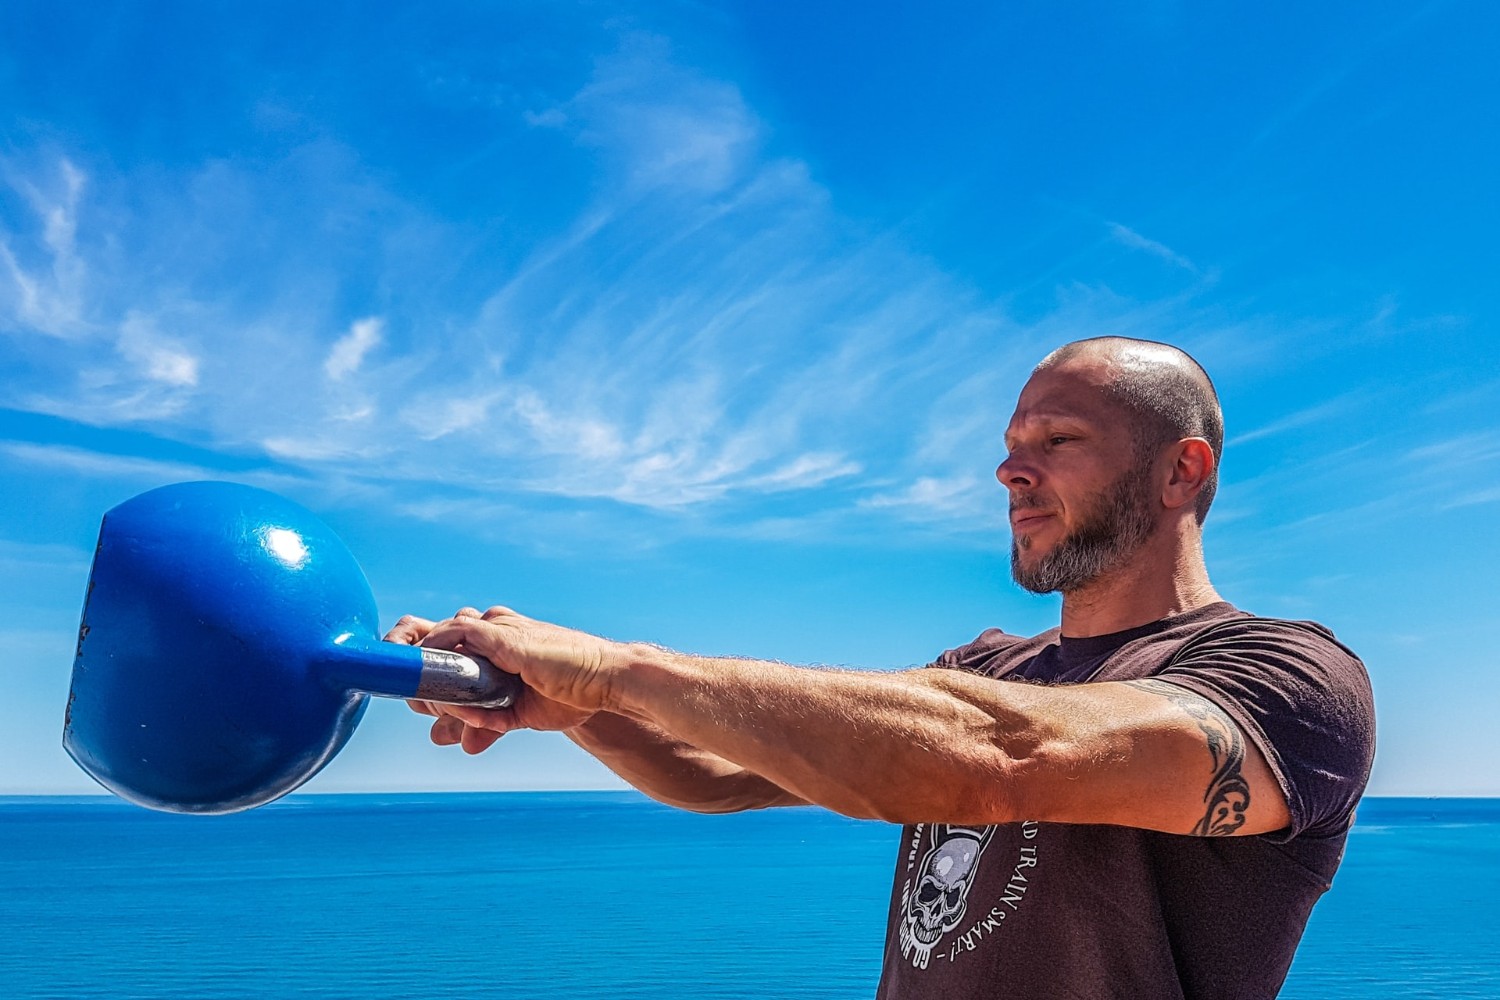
[858,747,1032,827]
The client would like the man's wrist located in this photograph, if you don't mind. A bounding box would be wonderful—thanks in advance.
[600,639,688,719]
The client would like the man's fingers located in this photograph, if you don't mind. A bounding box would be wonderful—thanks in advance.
[460,725,504,755]
[430,714,505,754]
[385,615,435,646]
[422,616,523,669]
[429,715,465,746]
[390,609,489,649]
[415,694,518,732]
[422,618,507,669]
[439,703,508,728]
[421,618,476,650]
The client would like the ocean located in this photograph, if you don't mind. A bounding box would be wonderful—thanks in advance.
[0,794,1495,999]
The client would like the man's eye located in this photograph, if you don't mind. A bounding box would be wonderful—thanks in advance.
[1048,436,1071,446]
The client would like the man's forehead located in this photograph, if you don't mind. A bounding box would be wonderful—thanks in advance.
[1010,362,1119,423]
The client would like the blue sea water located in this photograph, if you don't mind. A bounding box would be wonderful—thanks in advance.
[0,795,1495,999]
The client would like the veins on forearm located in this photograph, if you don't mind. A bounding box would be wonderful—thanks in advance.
[1126,679,1251,836]
[566,711,798,812]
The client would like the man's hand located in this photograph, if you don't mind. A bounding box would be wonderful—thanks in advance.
[384,607,606,754]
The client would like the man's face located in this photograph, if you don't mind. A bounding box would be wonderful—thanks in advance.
[998,362,1161,594]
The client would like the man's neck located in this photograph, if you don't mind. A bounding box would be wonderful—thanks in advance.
[1058,530,1222,638]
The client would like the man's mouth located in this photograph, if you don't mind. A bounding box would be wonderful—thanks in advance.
[1010,510,1055,530]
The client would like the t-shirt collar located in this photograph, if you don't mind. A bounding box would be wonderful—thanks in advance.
[1056,601,1237,662]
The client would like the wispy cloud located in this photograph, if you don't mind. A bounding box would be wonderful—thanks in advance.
[0,33,1314,542]
[1245,0,1449,151]
[744,453,862,492]
[0,156,89,338]
[1405,430,1500,468]
[0,538,92,576]
[1443,486,1500,510]
[324,317,384,381]
[0,441,218,483]
[0,440,335,504]
[860,473,998,523]
[566,33,761,196]
[1107,222,1199,274]
[1225,391,1370,448]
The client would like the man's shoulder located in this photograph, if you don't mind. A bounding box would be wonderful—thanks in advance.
[932,604,1367,683]
[1170,607,1367,674]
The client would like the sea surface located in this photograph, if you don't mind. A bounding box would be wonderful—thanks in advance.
[0,794,1495,999]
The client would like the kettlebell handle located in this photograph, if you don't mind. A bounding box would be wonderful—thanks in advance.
[414,648,521,708]
[318,636,523,709]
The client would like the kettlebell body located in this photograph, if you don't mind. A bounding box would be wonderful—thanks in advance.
[63,482,518,813]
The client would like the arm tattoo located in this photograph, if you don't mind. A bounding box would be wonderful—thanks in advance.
[1126,679,1251,837]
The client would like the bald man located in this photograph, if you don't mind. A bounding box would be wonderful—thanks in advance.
[390,337,1375,1000]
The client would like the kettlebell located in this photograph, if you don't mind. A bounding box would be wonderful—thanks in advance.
[62,481,522,814]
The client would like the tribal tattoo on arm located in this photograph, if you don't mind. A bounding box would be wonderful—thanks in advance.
[1125,678,1252,836]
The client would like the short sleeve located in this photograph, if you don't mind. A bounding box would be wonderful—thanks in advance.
[930,629,1000,666]
[1154,618,1375,840]
[927,628,1042,677]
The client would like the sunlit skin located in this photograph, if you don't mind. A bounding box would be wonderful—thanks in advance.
[999,349,1222,637]
[388,341,1291,835]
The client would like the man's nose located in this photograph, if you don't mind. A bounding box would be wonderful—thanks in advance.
[995,452,1036,490]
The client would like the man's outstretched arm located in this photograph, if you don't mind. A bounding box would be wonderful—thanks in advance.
[415,607,1292,834]
[389,614,804,813]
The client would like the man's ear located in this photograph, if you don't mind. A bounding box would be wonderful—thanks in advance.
[1162,438,1214,511]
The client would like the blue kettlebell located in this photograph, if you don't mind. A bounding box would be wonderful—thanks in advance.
[63,481,521,814]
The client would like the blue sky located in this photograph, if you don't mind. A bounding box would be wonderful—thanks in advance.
[2,1,1496,797]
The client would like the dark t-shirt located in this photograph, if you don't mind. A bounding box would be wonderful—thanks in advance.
[874,602,1375,1000]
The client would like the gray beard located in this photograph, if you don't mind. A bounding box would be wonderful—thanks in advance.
[1010,465,1157,595]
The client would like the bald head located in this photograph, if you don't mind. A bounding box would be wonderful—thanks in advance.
[1035,337,1224,522]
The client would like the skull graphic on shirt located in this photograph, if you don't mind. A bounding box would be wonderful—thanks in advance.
[898,824,996,969]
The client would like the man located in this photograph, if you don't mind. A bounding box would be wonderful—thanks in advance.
[389,337,1375,999]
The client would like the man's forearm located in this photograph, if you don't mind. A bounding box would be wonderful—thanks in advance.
[604,646,1033,825]
[566,710,805,813]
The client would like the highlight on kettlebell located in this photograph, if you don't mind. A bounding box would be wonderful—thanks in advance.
[62,481,524,815]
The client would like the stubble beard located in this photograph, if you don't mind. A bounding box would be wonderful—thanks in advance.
[1010,464,1158,595]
